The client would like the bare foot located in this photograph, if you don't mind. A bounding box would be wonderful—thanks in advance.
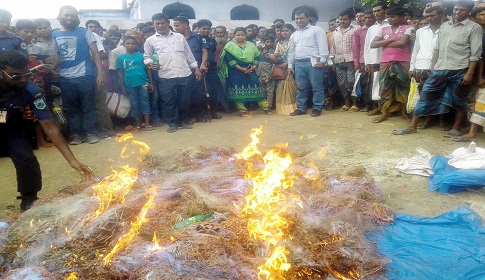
[371,115,387,123]
[372,112,389,123]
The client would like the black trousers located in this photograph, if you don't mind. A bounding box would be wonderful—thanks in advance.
[0,116,42,194]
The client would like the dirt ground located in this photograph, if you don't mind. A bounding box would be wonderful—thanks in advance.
[1,110,485,221]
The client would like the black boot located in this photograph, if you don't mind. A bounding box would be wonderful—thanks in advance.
[17,192,39,211]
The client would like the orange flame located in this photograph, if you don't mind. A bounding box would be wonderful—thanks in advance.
[239,126,299,279]
[118,133,150,162]
[66,272,78,280]
[148,231,163,252]
[104,184,158,265]
[92,165,138,218]
[91,134,150,218]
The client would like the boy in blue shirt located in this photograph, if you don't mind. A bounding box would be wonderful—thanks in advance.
[116,36,154,130]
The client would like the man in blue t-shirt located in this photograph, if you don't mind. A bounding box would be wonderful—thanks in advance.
[52,5,104,145]
[0,50,94,211]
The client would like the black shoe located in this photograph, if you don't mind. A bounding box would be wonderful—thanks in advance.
[290,110,306,116]
[167,126,177,133]
[211,113,222,119]
[221,107,232,114]
[18,194,39,211]
[311,109,322,117]
[195,116,208,123]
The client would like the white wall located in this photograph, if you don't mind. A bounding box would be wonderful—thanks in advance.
[133,0,356,22]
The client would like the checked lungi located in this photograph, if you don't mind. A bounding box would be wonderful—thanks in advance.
[413,69,471,117]
[379,61,410,113]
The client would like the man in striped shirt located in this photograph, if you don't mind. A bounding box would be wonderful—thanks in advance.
[332,9,358,111]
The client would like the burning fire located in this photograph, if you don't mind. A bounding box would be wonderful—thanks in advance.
[66,272,77,280]
[91,133,150,218]
[238,126,299,279]
[104,184,158,265]
[148,231,163,252]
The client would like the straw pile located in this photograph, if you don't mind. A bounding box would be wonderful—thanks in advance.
[0,146,390,279]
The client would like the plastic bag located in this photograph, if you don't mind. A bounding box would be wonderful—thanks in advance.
[428,156,485,193]
[367,206,485,280]
[406,77,420,113]
[448,142,485,169]
[351,70,362,98]
[275,74,297,115]
[371,71,380,101]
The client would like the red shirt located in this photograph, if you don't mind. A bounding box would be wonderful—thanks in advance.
[352,25,369,69]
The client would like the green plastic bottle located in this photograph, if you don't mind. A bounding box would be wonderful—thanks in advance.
[152,52,159,70]
[173,212,214,230]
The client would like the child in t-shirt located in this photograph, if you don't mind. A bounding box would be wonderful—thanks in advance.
[256,37,276,108]
[116,36,154,130]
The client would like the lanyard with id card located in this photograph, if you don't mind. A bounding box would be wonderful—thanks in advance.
[0,110,6,123]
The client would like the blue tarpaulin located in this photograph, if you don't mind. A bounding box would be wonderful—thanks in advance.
[428,156,485,194]
[368,206,485,280]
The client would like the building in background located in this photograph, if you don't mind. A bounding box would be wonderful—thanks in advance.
[128,0,357,22]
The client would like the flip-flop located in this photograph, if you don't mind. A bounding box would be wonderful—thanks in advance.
[240,112,249,117]
[443,129,461,138]
[340,105,350,111]
[451,135,473,142]
[349,105,359,112]
[392,127,416,135]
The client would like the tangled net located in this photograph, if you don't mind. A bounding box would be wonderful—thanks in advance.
[0,145,391,279]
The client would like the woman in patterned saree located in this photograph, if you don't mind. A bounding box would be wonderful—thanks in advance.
[219,27,271,117]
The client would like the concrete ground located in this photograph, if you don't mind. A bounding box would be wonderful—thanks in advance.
[1,109,485,220]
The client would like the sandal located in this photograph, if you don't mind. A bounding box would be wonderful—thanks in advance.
[349,105,359,112]
[145,126,154,131]
[450,135,472,142]
[392,127,416,135]
[340,105,350,111]
[443,129,461,138]
[263,109,273,115]
[240,112,249,117]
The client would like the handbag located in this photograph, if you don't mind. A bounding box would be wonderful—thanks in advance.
[105,92,131,118]
[271,64,287,80]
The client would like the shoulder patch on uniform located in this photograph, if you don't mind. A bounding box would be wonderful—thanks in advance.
[33,98,46,110]
[202,38,207,43]
[21,43,27,50]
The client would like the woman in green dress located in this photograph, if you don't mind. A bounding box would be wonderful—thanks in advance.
[220,27,271,117]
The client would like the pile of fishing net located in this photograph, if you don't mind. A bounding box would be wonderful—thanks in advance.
[0,146,392,279]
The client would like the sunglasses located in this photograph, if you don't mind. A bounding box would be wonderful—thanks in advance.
[1,69,33,81]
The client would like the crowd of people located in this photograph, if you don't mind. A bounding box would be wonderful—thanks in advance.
[1,2,485,209]
[2,2,485,140]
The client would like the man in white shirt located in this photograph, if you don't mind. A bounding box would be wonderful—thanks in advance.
[364,3,389,115]
[287,9,329,117]
[143,13,201,133]
[408,6,443,129]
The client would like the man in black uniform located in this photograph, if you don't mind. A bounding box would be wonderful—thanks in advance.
[0,50,94,211]
[198,19,226,118]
